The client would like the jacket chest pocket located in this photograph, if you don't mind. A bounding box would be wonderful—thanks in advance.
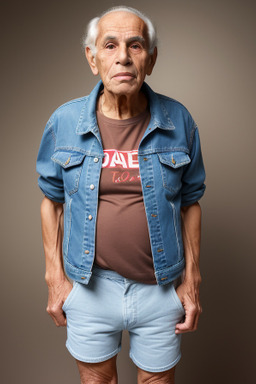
[158,152,191,194]
[51,150,86,195]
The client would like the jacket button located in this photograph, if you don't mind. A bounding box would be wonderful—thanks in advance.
[94,157,99,163]
[172,157,176,165]
[84,250,89,254]
[88,215,93,220]
[90,184,95,190]
[143,157,148,161]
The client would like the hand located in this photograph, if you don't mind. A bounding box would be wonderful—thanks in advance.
[175,279,202,334]
[46,278,73,327]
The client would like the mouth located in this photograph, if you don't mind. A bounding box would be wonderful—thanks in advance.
[113,72,136,80]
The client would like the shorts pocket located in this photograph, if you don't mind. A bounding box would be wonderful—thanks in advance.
[62,281,79,312]
[170,284,185,314]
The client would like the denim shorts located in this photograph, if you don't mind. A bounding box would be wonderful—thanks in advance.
[62,266,185,373]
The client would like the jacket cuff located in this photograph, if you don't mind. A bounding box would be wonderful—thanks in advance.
[181,185,206,207]
[38,178,65,204]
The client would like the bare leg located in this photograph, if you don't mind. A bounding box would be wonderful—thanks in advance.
[76,355,118,384]
[137,366,176,384]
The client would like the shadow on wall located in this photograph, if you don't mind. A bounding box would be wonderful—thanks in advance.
[174,196,254,384]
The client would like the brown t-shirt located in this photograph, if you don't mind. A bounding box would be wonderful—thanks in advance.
[95,109,157,284]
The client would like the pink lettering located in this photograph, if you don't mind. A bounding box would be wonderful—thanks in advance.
[110,151,127,168]
[102,149,139,169]
[111,171,141,184]
[127,151,139,168]
[120,171,130,182]
[102,152,110,168]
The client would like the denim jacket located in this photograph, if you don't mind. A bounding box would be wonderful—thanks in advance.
[37,81,206,286]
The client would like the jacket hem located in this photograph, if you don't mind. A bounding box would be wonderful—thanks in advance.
[64,258,92,284]
[154,258,185,285]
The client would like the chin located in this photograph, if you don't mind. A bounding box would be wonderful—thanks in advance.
[111,82,140,96]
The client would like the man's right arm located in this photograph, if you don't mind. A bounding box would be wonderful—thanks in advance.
[40,196,72,327]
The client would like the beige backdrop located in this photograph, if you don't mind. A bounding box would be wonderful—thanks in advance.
[1,0,255,383]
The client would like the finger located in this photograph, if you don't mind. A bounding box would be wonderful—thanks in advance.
[54,312,67,327]
[51,312,67,327]
[47,306,67,327]
[175,313,194,334]
[192,313,200,331]
[175,305,197,334]
[192,307,202,331]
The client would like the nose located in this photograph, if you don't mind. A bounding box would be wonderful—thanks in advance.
[116,45,131,66]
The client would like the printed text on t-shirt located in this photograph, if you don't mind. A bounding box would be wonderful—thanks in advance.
[102,149,140,184]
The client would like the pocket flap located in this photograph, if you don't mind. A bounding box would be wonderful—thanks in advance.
[158,152,191,168]
[51,151,86,168]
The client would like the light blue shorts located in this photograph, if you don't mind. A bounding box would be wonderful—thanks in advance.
[62,266,185,373]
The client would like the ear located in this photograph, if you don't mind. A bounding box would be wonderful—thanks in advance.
[85,46,99,76]
[146,47,158,76]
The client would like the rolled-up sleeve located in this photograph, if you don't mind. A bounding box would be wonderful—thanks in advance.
[181,125,206,206]
[36,117,65,203]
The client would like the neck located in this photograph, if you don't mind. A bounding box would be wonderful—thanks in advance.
[98,90,148,119]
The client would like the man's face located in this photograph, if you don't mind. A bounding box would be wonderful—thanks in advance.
[86,11,157,97]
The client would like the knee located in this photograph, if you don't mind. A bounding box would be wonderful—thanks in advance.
[80,379,117,384]
[80,372,117,384]
[77,359,118,384]
[137,367,175,384]
[139,378,173,384]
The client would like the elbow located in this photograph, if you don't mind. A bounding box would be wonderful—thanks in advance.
[180,202,202,225]
[181,201,201,214]
[40,196,63,218]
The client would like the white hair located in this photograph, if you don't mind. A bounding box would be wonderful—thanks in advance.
[83,6,157,56]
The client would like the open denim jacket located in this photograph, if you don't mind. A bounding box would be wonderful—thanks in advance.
[37,81,206,285]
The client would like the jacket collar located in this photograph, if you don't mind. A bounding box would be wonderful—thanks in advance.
[76,80,175,135]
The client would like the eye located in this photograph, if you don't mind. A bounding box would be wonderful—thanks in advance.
[106,43,116,50]
[130,43,141,49]
[129,43,143,52]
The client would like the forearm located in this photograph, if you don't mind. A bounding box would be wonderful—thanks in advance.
[40,197,72,327]
[40,196,65,285]
[181,202,202,285]
[174,202,202,333]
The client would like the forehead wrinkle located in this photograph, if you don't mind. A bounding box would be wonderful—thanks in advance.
[97,12,149,47]
[98,12,147,34]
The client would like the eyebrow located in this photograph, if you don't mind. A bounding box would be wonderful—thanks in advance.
[102,35,146,46]
[127,36,146,45]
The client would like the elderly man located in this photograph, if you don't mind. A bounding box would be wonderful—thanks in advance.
[37,6,205,384]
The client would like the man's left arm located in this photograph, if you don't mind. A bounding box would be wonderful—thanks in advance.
[175,201,202,334]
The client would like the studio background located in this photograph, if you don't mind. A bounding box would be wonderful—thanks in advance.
[1,0,255,383]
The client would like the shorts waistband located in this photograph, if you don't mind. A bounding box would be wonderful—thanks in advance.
[92,265,179,287]
[92,265,127,281]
